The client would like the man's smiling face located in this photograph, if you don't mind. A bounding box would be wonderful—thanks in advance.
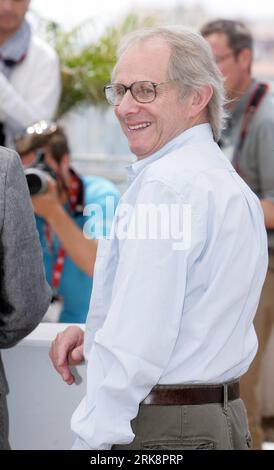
[113,37,192,160]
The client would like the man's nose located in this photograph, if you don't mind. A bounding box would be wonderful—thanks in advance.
[115,90,140,116]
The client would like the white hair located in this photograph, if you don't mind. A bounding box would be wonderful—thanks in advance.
[115,26,227,141]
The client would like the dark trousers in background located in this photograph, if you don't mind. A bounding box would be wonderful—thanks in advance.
[241,251,274,449]
[0,393,10,450]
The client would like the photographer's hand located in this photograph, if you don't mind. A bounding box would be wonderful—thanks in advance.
[31,175,60,219]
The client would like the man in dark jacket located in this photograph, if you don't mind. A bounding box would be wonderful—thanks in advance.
[0,146,51,449]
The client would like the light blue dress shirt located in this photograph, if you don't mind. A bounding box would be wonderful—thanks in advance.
[71,124,268,449]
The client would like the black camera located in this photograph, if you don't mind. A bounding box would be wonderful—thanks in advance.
[25,167,49,195]
[24,151,57,196]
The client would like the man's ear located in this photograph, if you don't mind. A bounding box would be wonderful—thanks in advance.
[237,48,252,72]
[189,85,213,118]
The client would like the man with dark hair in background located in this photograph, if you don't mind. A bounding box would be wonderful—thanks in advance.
[50,27,267,450]
[0,0,60,148]
[16,121,120,324]
[201,18,274,449]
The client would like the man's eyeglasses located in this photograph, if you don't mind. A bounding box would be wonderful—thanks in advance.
[104,80,174,106]
[214,52,235,64]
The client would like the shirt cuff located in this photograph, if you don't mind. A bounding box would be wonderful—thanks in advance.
[71,437,91,450]
[71,436,112,450]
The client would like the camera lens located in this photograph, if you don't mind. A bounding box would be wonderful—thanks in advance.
[24,168,48,195]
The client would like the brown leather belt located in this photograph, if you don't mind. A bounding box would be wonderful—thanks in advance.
[141,381,240,406]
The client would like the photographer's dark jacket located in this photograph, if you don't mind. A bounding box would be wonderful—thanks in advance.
[0,147,51,394]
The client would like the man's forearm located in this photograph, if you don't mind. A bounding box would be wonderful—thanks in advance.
[261,199,274,229]
[47,205,97,276]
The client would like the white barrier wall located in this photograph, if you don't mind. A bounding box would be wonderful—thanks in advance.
[2,323,87,450]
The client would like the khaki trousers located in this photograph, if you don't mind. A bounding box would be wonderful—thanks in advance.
[241,252,274,449]
[113,393,250,450]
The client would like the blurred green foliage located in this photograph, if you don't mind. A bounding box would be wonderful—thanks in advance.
[37,14,156,117]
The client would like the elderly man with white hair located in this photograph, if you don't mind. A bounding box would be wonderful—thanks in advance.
[50,27,268,450]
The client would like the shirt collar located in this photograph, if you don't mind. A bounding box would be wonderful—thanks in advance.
[126,123,213,186]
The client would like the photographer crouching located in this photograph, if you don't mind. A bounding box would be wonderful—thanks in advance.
[15,121,120,323]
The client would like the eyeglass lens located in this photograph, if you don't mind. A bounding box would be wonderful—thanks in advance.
[105,81,157,105]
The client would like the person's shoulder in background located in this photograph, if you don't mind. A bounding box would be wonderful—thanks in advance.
[83,175,120,206]
[28,33,59,64]
[82,175,120,239]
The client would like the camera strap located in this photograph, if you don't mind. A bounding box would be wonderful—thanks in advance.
[45,171,83,298]
[232,82,269,176]
[44,225,65,299]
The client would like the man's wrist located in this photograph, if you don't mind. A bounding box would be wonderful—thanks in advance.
[46,203,67,226]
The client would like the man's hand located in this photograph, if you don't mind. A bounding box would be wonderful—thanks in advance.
[49,326,85,385]
[31,176,60,220]
[261,199,274,229]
